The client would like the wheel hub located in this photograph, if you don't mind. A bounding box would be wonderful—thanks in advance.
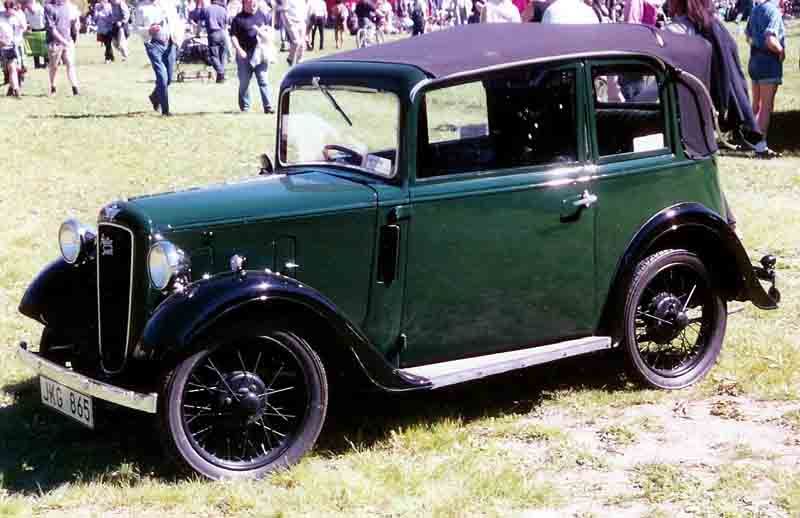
[219,371,267,423]
[647,292,687,343]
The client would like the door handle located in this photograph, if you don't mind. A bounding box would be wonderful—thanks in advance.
[572,190,598,208]
[561,190,598,222]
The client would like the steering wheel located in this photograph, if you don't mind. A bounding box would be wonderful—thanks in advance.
[322,144,364,166]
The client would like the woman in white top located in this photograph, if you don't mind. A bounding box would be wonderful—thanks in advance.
[480,0,521,23]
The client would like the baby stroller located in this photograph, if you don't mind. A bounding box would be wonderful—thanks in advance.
[176,36,213,82]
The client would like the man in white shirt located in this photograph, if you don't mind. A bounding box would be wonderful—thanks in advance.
[23,0,46,68]
[23,0,43,29]
[541,0,598,24]
[279,0,307,65]
[135,0,184,114]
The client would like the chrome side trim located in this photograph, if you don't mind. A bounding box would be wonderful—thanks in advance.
[97,222,135,375]
[401,336,613,389]
[16,344,157,414]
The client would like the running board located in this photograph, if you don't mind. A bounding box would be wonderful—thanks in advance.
[400,336,613,389]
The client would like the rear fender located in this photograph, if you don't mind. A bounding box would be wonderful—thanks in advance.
[139,271,429,392]
[599,202,777,335]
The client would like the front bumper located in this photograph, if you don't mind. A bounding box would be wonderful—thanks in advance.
[16,342,158,414]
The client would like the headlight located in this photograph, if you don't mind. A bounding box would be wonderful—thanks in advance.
[59,219,95,264]
[147,240,189,290]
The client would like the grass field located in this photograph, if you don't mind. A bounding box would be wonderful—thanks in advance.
[1,23,799,517]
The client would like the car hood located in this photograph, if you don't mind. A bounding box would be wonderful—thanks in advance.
[128,170,378,231]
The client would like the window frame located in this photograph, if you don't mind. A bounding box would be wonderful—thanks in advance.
[412,60,588,185]
[585,58,675,165]
[276,84,404,180]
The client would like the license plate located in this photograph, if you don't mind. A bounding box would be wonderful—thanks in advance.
[40,377,94,429]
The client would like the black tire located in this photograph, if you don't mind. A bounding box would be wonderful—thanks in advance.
[160,325,328,480]
[622,249,727,389]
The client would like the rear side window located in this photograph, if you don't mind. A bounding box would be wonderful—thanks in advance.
[591,64,668,157]
[419,66,578,179]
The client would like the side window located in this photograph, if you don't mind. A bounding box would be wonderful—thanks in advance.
[591,64,668,157]
[419,66,578,179]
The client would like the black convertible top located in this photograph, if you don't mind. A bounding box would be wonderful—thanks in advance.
[321,24,717,158]
[323,24,707,80]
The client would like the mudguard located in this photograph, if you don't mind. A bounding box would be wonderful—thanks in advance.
[18,259,98,340]
[612,202,777,311]
[139,270,430,392]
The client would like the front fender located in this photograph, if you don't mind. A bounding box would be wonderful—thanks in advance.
[140,270,429,392]
[19,258,98,339]
[615,202,777,310]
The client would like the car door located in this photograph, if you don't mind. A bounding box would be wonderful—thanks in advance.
[584,59,709,315]
[400,62,598,367]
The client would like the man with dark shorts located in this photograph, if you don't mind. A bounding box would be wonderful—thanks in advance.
[1,2,23,97]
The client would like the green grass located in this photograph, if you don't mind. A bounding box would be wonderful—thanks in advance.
[0,21,799,517]
[632,463,700,504]
[775,471,800,516]
[598,424,637,446]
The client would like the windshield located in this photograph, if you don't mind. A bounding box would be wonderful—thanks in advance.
[279,86,400,178]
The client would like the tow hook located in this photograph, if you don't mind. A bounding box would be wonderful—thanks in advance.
[754,255,780,303]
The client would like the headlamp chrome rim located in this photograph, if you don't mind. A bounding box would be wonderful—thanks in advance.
[147,240,189,290]
[58,219,95,265]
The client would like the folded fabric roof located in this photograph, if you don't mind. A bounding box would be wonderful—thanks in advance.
[318,23,717,158]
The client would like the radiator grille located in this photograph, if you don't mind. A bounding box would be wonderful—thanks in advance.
[96,223,134,373]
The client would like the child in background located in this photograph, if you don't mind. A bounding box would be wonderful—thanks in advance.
[334,0,347,48]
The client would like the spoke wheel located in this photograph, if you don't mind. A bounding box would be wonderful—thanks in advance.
[622,249,726,389]
[161,327,327,479]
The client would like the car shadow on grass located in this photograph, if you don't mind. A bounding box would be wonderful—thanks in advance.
[0,378,171,494]
[0,351,629,493]
[767,110,800,156]
[317,350,630,454]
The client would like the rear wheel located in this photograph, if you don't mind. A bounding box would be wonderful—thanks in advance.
[160,325,328,479]
[622,249,727,389]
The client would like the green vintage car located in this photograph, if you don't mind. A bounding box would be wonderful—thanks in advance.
[17,24,780,479]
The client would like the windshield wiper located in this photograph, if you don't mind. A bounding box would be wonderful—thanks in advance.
[312,77,353,127]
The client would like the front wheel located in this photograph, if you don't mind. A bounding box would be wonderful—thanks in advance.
[160,327,328,479]
[622,249,727,390]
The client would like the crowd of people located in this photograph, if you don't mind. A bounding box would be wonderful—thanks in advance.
[1,0,81,97]
[0,0,791,153]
